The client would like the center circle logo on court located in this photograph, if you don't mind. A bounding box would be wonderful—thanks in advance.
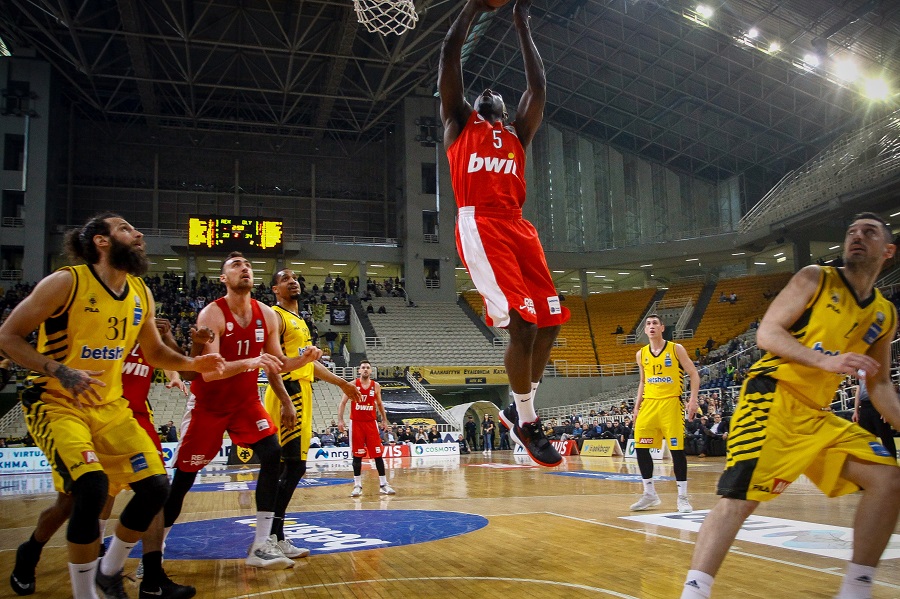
[158,510,488,559]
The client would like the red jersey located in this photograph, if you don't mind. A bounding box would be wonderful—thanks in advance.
[446,111,526,211]
[122,344,153,414]
[191,297,267,412]
[350,378,379,422]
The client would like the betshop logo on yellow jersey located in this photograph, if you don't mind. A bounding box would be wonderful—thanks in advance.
[80,345,125,360]
[811,341,840,357]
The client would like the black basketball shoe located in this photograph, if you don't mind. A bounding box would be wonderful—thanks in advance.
[139,570,196,599]
[96,568,129,599]
[499,401,562,467]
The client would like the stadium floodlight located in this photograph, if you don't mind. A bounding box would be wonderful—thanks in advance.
[834,58,859,82]
[802,53,820,69]
[747,28,759,39]
[696,4,713,19]
[768,41,781,53]
[863,78,890,101]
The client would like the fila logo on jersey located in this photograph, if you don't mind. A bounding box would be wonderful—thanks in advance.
[467,153,517,175]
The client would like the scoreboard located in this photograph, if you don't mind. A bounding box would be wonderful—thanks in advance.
[188,216,283,251]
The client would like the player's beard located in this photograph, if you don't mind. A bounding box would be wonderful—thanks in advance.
[290,291,302,301]
[108,236,150,276]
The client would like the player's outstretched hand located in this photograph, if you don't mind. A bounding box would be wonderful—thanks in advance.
[341,380,363,404]
[821,352,880,377]
[190,325,215,346]
[166,377,189,396]
[281,402,297,431]
[256,353,284,375]
[192,353,226,375]
[155,318,173,337]
[55,365,106,408]
[300,345,323,365]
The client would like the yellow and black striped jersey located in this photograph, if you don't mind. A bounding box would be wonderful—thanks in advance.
[274,304,314,382]
[748,266,897,408]
[639,341,685,400]
[28,264,149,405]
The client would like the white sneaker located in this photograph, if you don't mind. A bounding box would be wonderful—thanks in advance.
[677,495,693,513]
[630,493,662,511]
[350,485,362,497]
[135,560,143,579]
[379,484,396,495]
[246,536,294,569]
[276,537,310,559]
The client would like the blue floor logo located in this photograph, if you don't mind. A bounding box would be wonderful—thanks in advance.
[550,471,674,482]
[186,477,351,492]
[156,510,488,559]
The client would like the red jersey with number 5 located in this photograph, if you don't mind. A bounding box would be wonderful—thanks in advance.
[446,111,526,210]
[351,378,378,422]
[191,297,267,412]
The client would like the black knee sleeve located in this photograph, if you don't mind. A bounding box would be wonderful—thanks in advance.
[67,471,109,544]
[635,448,655,480]
[253,435,282,513]
[120,474,169,533]
[164,469,197,528]
[671,450,688,481]
[374,457,386,476]
[352,457,362,477]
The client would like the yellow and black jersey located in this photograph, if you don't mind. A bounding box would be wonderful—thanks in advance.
[27,264,149,406]
[748,266,896,408]
[274,304,314,382]
[639,341,685,400]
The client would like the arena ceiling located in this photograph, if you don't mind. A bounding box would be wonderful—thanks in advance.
[1,0,899,184]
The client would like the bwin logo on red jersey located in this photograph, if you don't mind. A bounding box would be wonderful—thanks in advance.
[467,153,517,175]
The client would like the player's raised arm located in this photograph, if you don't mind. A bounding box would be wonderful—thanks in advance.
[439,0,488,145]
[512,0,545,148]
[137,294,225,377]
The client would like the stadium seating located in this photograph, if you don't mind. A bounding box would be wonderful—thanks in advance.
[587,289,657,365]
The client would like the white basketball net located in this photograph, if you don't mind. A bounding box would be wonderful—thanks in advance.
[353,0,419,36]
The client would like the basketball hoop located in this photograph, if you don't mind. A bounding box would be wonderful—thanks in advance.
[353,0,419,36]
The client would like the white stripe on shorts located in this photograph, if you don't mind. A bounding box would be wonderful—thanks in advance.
[457,207,510,328]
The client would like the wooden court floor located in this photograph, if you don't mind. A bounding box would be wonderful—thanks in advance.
[1,452,899,598]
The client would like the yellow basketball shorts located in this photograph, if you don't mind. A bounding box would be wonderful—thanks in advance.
[718,375,898,502]
[634,396,685,450]
[22,390,165,494]
[264,378,313,460]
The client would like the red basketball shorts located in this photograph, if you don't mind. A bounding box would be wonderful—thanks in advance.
[351,420,383,458]
[456,206,570,328]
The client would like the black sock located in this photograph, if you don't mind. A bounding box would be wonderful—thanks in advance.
[271,516,284,541]
[15,534,45,571]
[141,551,163,586]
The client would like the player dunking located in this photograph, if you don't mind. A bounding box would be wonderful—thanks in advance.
[630,314,699,513]
[440,0,569,467]
[337,361,394,497]
[162,252,320,570]
[0,213,224,599]
[680,213,900,599]
[264,269,362,556]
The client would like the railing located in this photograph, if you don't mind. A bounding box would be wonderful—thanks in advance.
[0,401,22,436]
[740,107,900,234]
[546,361,639,377]
[657,296,693,310]
[405,371,460,428]
[672,330,694,339]
[616,334,638,345]
[1,217,24,227]
[365,336,386,348]
[496,336,566,347]
[0,270,23,280]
